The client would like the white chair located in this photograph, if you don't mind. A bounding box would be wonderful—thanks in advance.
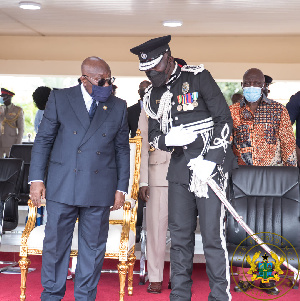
[19,131,142,301]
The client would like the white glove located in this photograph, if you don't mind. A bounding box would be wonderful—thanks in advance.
[187,156,216,182]
[165,124,198,147]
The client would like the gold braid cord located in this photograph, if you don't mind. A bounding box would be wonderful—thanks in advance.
[1,108,22,133]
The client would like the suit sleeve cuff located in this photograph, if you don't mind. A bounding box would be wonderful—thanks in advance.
[29,180,44,185]
[117,190,127,195]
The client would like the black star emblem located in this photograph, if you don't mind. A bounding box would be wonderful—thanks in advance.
[262,253,269,261]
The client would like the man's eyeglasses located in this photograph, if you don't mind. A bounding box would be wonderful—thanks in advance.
[83,75,115,87]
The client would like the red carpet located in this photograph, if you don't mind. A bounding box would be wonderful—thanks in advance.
[0,252,299,300]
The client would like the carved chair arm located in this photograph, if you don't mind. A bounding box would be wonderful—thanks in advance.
[20,200,45,248]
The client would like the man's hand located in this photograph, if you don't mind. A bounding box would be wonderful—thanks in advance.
[165,125,198,147]
[30,182,46,207]
[139,186,150,202]
[111,190,125,211]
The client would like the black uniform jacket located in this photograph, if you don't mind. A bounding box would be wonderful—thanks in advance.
[127,101,141,138]
[147,66,238,185]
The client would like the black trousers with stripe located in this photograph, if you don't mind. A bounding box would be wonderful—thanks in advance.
[168,174,231,301]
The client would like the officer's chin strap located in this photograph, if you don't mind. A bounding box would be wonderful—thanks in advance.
[207,177,300,280]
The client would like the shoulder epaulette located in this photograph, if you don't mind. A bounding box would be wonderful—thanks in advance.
[181,64,205,75]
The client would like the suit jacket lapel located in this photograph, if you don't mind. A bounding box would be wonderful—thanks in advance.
[80,95,116,146]
[67,85,90,130]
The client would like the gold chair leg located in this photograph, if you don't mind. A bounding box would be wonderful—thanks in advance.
[127,254,136,296]
[19,256,31,301]
[117,261,128,301]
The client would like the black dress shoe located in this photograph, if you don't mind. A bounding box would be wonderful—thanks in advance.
[259,281,280,295]
[234,280,254,292]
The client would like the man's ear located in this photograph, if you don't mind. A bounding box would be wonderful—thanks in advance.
[80,76,87,86]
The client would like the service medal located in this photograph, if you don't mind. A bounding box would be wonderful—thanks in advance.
[182,82,189,94]
[103,106,107,110]
[187,103,194,111]
[177,105,183,111]
[193,101,198,107]
[183,104,188,111]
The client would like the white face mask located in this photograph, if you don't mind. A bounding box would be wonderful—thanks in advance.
[0,97,4,105]
[243,86,262,103]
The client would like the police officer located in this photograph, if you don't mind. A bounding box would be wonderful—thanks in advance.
[0,88,24,157]
[130,35,237,301]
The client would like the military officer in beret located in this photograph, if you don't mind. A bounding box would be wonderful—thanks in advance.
[130,35,237,301]
[0,88,24,157]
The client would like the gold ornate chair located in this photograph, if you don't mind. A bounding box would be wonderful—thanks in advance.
[19,131,142,301]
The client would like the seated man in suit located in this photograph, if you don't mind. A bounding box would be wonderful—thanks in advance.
[127,80,151,137]
[29,56,130,300]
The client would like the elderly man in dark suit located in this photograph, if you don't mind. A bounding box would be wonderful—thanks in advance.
[29,56,130,300]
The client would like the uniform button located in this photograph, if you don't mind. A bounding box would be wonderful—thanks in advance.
[172,101,175,105]
[102,133,106,137]
[73,131,77,134]
[77,149,82,153]
[95,170,99,174]
[96,151,101,155]
[175,116,178,120]
[183,146,188,150]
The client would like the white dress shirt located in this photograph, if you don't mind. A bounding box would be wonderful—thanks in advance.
[81,83,98,112]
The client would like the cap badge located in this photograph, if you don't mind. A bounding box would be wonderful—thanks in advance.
[182,82,189,94]
[141,53,147,60]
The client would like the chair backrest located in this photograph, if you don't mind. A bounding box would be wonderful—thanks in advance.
[0,158,24,200]
[227,165,300,248]
[109,131,142,228]
[9,144,33,205]
[9,144,33,164]
[0,158,23,234]
[126,134,142,201]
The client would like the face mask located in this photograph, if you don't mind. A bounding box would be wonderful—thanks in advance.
[0,97,3,105]
[90,85,112,102]
[243,86,262,103]
[146,57,170,88]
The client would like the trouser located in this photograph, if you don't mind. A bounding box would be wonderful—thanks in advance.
[146,186,168,282]
[168,174,231,301]
[41,200,110,301]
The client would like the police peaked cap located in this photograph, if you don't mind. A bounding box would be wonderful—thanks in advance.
[264,75,273,85]
[1,88,15,96]
[130,35,171,71]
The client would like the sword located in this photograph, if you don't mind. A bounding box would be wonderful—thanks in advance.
[207,177,300,282]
